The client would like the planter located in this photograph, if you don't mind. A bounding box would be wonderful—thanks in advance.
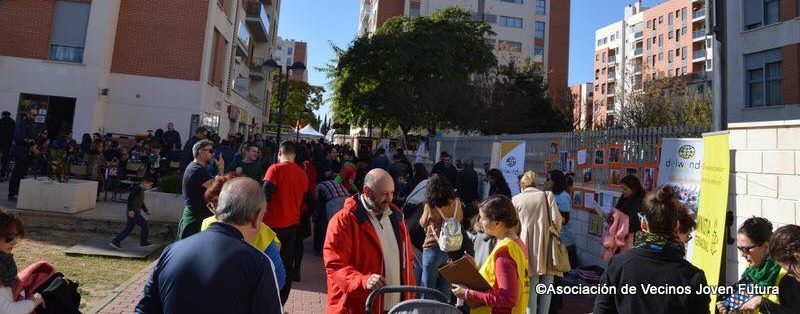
[17,178,98,213]
[143,189,184,223]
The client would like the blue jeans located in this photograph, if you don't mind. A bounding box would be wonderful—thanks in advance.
[113,212,149,245]
[421,247,451,303]
[528,274,554,314]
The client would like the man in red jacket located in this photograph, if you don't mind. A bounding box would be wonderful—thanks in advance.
[323,169,416,314]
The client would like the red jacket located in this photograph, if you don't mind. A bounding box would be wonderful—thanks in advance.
[323,195,416,314]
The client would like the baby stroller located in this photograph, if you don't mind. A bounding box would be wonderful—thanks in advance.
[365,286,461,314]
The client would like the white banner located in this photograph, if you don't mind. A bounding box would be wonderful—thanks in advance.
[499,141,526,197]
[657,138,704,213]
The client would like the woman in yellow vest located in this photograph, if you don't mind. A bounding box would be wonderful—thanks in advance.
[452,195,530,314]
[198,173,286,289]
[716,217,787,313]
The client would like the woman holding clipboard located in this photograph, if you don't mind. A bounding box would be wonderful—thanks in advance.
[451,195,529,314]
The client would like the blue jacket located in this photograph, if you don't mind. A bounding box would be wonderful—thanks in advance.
[136,223,282,314]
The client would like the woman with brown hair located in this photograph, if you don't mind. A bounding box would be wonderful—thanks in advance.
[452,195,529,314]
[419,174,462,302]
[594,185,709,314]
[0,209,45,313]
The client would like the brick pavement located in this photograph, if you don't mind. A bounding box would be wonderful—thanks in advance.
[92,238,328,314]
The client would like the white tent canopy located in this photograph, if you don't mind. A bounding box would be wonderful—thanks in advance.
[294,125,325,138]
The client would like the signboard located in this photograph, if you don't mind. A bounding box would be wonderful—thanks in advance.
[498,141,525,197]
[657,138,704,212]
[691,133,730,313]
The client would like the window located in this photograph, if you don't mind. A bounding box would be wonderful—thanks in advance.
[652,19,657,30]
[536,0,546,14]
[676,31,680,41]
[681,8,687,20]
[658,34,663,47]
[610,34,615,41]
[501,0,524,3]
[745,0,781,30]
[209,29,227,87]
[535,21,546,38]
[485,14,498,24]
[287,46,293,55]
[277,45,283,50]
[499,16,523,28]
[707,38,712,48]
[498,40,522,52]
[602,52,606,62]
[603,37,607,44]
[647,20,651,28]
[658,16,663,24]
[49,1,90,63]
[681,66,687,75]
[682,47,687,60]
[596,53,599,61]
[706,59,713,70]
[658,52,663,61]
[675,48,680,57]
[237,22,251,47]
[597,39,602,46]
[668,12,674,25]
[682,26,687,35]
[287,58,292,65]
[646,40,651,50]
[668,52,674,63]
[745,49,782,107]
[534,45,544,56]
[409,7,421,17]
[668,30,673,39]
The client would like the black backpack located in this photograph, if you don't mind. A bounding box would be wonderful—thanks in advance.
[35,272,81,314]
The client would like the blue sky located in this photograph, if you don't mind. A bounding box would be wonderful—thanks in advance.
[278,0,664,119]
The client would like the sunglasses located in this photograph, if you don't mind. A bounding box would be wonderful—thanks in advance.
[202,148,214,154]
[737,243,760,254]
[1,233,18,243]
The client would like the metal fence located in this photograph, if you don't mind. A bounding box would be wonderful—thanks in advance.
[435,125,710,186]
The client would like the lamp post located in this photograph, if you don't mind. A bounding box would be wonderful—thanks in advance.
[264,59,306,157]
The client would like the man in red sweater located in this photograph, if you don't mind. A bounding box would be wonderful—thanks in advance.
[262,140,308,304]
[323,169,416,313]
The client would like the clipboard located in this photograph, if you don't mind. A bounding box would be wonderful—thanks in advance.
[439,256,492,308]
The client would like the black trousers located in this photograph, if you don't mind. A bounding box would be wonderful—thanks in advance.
[8,156,30,197]
[273,225,298,305]
[0,146,10,178]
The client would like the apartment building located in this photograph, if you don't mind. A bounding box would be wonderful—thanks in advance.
[273,37,309,82]
[593,0,712,128]
[570,83,594,130]
[358,0,570,103]
[722,0,800,284]
[0,0,280,140]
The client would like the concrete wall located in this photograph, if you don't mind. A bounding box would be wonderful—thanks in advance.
[726,121,800,283]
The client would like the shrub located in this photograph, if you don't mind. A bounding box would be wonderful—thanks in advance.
[157,173,182,194]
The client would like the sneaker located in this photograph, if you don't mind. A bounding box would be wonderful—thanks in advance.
[110,241,122,250]
[140,242,153,247]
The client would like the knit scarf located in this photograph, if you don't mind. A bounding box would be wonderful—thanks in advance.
[743,258,782,288]
[0,252,18,287]
[634,232,686,257]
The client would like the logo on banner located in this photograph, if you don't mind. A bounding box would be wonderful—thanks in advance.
[679,145,696,159]
[505,156,517,168]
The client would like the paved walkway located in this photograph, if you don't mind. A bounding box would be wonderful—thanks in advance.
[92,238,328,314]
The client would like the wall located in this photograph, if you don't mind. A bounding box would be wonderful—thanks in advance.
[726,121,800,283]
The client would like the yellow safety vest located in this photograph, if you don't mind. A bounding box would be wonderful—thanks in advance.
[472,237,530,314]
[201,217,281,252]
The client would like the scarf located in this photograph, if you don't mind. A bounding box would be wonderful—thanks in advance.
[634,232,686,257]
[0,252,18,287]
[743,258,782,287]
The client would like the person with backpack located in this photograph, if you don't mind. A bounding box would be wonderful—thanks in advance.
[419,174,463,303]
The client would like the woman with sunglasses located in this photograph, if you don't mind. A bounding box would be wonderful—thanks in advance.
[0,209,45,313]
[594,185,709,314]
[715,217,794,313]
[752,224,800,313]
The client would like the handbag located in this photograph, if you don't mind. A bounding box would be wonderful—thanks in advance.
[543,191,571,273]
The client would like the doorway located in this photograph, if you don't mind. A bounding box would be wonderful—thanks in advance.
[18,93,76,139]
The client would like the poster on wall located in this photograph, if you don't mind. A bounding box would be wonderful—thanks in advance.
[559,151,569,171]
[608,145,622,164]
[594,148,606,165]
[657,138,704,213]
[549,140,559,155]
[609,168,622,187]
[498,141,526,197]
[582,167,593,184]
[588,212,604,236]
[577,149,587,165]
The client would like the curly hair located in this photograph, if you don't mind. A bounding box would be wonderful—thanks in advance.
[204,173,244,209]
[478,195,519,228]
[769,225,800,264]
[738,217,773,245]
[425,174,456,208]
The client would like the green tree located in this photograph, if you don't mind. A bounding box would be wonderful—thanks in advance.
[270,73,325,129]
[330,7,496,136]
[615,75,712,129]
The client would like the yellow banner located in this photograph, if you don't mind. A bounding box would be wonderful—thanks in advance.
[691,133,730,313]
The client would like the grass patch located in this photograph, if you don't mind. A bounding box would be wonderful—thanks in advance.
[12,227,158,311]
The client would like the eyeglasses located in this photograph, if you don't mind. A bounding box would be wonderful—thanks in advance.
[201,148,214,154]
[737,243,760,254]
[1,233,18,243]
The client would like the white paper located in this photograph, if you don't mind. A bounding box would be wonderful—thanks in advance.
[577,149,587,165]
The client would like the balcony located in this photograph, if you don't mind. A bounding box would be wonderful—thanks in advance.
[607,72,616,81]
[633,48,643,56]
[250,58,266,80]
[693,50,707,60]
[608,55,616,63]
[692,9,706,21]
[633,64,643,73]
[244,0,270,41]
[692,30,706,41]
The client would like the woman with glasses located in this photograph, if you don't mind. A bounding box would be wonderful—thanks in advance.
[743,224,800,313]
[594,185,710,314]
[0,209,46,313]
[715,217,793,313]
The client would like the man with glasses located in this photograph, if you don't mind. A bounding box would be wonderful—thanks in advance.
[261,141,308,304]
[323,168,416,313]
[177,140,224,239]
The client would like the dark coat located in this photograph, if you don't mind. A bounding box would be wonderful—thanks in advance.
[593,247,710,314]
[431,162,457,186]
[0,116,14,148]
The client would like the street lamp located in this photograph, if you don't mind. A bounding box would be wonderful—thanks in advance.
[264,59,306,158]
